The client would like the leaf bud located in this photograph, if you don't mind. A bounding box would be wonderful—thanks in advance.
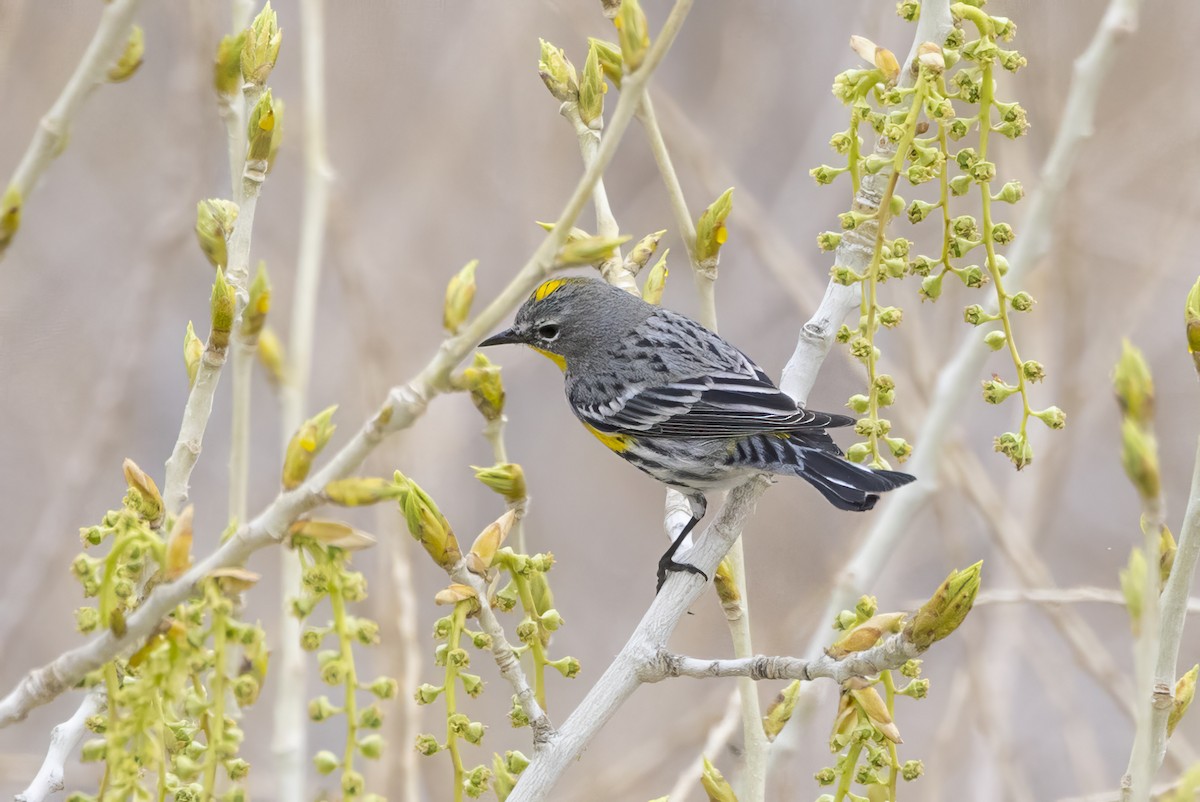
[214,31,247,95]
[905,561,982,648]
[578,41,607,126]
[282,405,338,489]
[241,2,282,86]
[695,188,734,263]
[614,0,650,71]
[537,39,578,103]
[195,199,239,268]
[107,26,144,83]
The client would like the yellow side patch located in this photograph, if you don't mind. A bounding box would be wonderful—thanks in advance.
[584,423,631,453]
[530,346,567,372]
[533,278,568,302]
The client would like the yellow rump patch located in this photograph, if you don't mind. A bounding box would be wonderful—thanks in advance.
[530,346,567,372]
[583,423,631,453]
[533,278,568,302]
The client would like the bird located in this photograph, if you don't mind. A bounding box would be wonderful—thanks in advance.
[479,276,914,591]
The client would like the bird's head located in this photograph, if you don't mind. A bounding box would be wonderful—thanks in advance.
[478,277,646,370]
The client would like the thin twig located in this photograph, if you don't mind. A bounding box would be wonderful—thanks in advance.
[2,0,143,261]
[272,1,333,797]
[973,587,1200,614]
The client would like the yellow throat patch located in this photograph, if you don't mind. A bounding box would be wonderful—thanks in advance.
[530,346,566,371]
[583,422,631,452]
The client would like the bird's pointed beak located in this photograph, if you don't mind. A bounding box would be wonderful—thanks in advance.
[478,327,521,347]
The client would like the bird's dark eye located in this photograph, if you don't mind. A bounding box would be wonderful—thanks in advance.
[537,324,560,341]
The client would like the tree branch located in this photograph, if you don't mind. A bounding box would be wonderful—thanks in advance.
[649,630,922,685]
[1,0,143,260]
[13,691,103,802]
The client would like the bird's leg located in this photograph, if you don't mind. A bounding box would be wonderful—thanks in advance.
[656,515,708,593]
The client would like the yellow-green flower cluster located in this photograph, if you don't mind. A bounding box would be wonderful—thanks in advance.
[816,3,1058,469]
[290,532,394,802]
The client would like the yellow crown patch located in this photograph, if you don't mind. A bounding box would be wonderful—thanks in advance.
[532,278,569,302]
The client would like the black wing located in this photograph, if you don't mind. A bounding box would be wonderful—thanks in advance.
[573,369,853,439]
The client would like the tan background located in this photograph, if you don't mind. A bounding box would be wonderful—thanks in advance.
[1,1,1199,800]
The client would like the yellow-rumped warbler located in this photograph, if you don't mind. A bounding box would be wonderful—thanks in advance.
[480,277,914,589]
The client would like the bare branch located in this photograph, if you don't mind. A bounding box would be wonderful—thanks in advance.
[2,0,143,260]
[14,691,103,802]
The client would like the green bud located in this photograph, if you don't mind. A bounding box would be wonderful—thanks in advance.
[550,656,581,679]
[308,695,339,721]
[963,304,990,326]
[1121,417,1161,502]
[394,471,462,570]
[947,118,969,140]
[907,199,935,223]
[971,160,997,183]
[214,31,247,95]
[1168,665,1198,736]
[195,199,239,268]
[472,463,526,503]
[846,442,871,463]
[906,561,982,648]
[695,758,737,802]
[341,769,364,797]
[246,90,278,164]
[107,25,144,83]
[557,234,631,267]
[1022,360,1046,383]
[241,261,271,338]
[949,174,972,196]
[587,37,624,86]
[359,703,384,729]
[984,330,1007,351]
[624,229,666,275]
[814,767,837,786]
[919,272,943,301]
[461,352,505,421]
[695,188,734,263]
[1035,406,1066,430]
[75,606,100,633]
[902,759,925,780]
[443,259,478,334]
[991,222,1015,244]
[817,231,842,251]
[828,131,853,154]
[641,250,669,305]
[0,184,21,254]
[281,405,337,489]
[579,41,606,126]
[414,734,441,756]
[994,180,1024,203]
[537,39,578,103]
[879,306,903,328]
[809,164,845,185]
[209,268,236,351]
[313,750,339,774]
[1113,339,1155,426]
[460,672,484,697]
[358,734,384,759]
[615,0,650,71]
[1186,276,1200,376]
[993,431,1033,469]
[241,2,282,86]
[981,378,1017,405]
[847,394,870,414]
[1009,291,1033,312]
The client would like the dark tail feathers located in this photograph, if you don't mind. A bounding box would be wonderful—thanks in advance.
[791,445,914,512]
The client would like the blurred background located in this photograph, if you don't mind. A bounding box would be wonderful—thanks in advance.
[2,1,1199,800]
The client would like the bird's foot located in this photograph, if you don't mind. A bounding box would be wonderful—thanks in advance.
[655,559,709,594]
